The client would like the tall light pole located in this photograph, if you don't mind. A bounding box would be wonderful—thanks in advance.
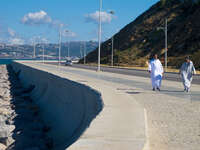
[64,30,70,59]
[109,11,115,67]
[111,36,114,67]
[165,18,168,71]
[80,42,83,58]
[32,36,41,59]
[84,41,86,64]
[157,18,168,71]
[41,38,48,64]
[33,38,36,59]
[58,25,62,66]
[42,43,45,64]
[97,0,102,71]
[68,40,70,58]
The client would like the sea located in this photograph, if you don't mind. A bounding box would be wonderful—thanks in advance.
[0,58,60,65]
[0,59,13,65]
[0,58,37,65]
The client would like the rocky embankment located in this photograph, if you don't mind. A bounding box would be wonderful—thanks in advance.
[0,65,52,150]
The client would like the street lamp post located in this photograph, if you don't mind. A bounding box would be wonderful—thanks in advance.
[64,30,70,59]
[33,39,36,59]
[68,40,70,58]
[42,43,45,64]
[58,25,62,66]
[109,11,115,67]
[165,19,168,71]
[80,42,83,58]
[157,18,168,71]
[32,36,41,59]
[84,41,86,64]
[97,0,102,72]
[111,36,114,67]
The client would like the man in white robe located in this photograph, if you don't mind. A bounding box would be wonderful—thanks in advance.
[148,54,164,91]
[180,56,196,92]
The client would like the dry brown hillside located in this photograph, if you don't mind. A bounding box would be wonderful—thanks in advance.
[84,0,200,69]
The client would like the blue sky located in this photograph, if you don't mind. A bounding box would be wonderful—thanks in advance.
[0,0,159,44]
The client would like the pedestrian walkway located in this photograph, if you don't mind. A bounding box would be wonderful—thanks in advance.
[16,62,146,150]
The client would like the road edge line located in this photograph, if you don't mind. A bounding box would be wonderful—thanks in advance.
[142,108,150,150]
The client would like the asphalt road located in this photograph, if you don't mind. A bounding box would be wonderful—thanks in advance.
[46,62,200,85]
[36,62,200,101]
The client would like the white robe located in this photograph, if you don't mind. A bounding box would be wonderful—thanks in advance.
[148,59,164,89]
[180,61,196,89]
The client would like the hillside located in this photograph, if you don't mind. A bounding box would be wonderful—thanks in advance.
[84,0,200,69]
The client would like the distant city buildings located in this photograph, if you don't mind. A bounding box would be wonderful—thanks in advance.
[0,41,98,59]
[0,43,5,49]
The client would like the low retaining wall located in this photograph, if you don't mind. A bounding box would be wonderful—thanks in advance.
[11,62,103,150]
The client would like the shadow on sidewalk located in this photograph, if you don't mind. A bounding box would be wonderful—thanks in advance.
[126,91,141,95]
[160,90,184,93]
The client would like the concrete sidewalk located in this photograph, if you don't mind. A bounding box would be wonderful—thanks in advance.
[67,82,146,150]
[17,62,146,150]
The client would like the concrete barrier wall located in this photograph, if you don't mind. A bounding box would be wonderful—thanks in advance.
[11,62,103,150]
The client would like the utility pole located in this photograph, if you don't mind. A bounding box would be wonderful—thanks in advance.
[111,36,114,67]
[157,18,168,71]
[68,40,70,58]
[165,18,168,71]
[84,41,86,64]
[43,43,45,64]
[64,30,70,59]
[58,25,62,66]
[80,42,83,59]
[108,10,115,67]
[33,39,36,59]
[97,0,102,71]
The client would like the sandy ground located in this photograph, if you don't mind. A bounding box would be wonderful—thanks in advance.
[133,87,200,150]
[0,65,51,150]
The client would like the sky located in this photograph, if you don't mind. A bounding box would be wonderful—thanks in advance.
[0,0,159,45]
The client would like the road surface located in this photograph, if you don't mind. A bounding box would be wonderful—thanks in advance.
[41,62,200,101]
[46,62,200,85]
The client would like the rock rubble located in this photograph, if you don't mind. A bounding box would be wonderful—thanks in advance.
[0,65,53,150]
